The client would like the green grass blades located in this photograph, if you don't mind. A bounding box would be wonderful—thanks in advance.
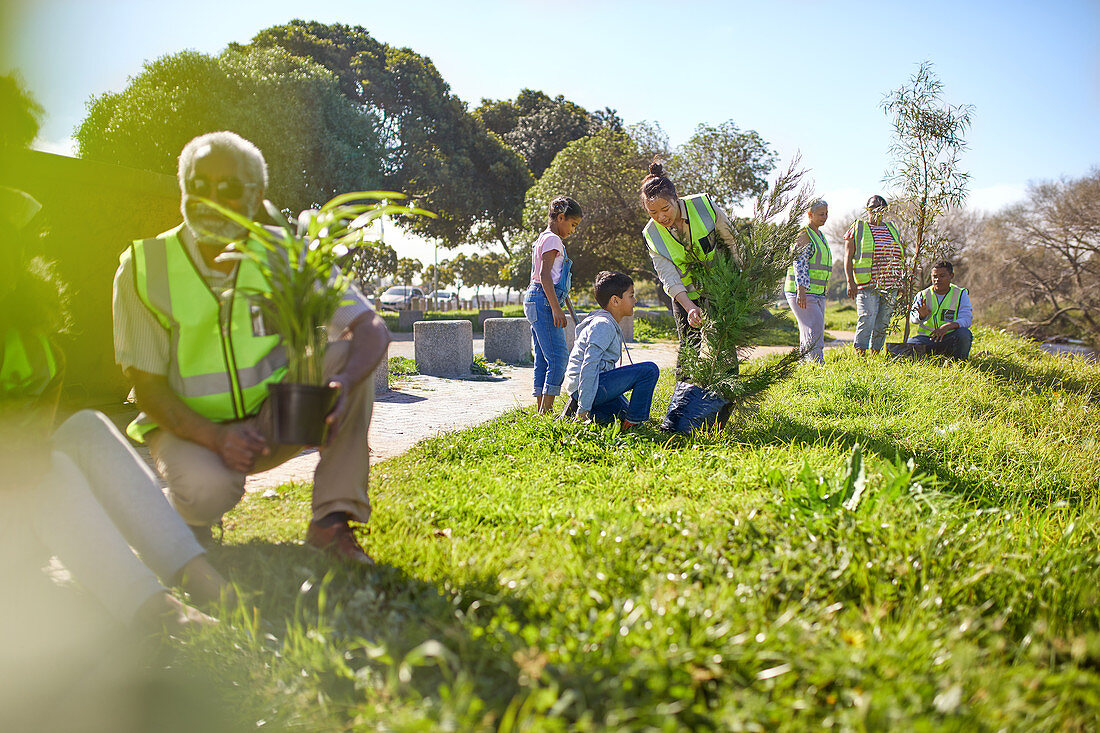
[170,328,1100,730]
[388,355,419,379]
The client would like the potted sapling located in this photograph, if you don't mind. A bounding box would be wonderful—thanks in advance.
[204,191,433,445]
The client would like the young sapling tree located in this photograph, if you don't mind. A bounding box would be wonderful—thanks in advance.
[881,60,974,343]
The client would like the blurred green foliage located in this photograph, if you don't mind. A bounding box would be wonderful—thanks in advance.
[75,46,383,213]
[476,89,621,179]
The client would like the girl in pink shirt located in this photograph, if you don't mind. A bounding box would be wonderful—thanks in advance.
[522,196,582,414]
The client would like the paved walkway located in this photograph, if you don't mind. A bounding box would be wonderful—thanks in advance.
[241,332,856,492]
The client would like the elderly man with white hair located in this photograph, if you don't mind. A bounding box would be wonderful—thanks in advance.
[112,131,389,565]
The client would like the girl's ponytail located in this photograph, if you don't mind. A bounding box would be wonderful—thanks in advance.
[547,195,582,222]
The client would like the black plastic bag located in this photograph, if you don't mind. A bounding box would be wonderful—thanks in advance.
[660,381,733,434]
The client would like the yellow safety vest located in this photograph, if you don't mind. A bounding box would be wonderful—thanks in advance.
[1,329,58,399]
[642,194,719,301]
[912,284,967,336]
[851,219,901,286]
[122,226,287,442]
[785,227,832,295]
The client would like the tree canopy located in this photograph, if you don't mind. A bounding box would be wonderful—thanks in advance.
[395,257,422,287]
[74,46,384,213]
[965,169,1100,345]
[247,21,532,249]
[669,120,776,214]
[345,239,397,292]
[0,74,41,158]
[521,129,655,289]
[476,89,621,179]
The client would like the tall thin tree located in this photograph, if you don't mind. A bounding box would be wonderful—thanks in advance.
[882,61,974,342]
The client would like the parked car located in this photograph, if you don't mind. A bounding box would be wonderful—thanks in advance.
[378,285,424,311]
[426,289,459,306]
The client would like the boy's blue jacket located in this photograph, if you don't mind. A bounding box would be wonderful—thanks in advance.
[562,309,623,412]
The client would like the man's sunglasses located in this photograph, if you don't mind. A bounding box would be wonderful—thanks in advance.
[186,176,256,200]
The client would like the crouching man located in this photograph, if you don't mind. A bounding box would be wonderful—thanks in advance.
[112,131,390,564]
[907,260,972,360]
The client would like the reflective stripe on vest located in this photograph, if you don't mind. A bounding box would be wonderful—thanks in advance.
[913,284,967,336]
[852,220,901,286]
[785,227,832,295]
[1,330,58,398]
[642,193,718,301]
[123,227,287,442]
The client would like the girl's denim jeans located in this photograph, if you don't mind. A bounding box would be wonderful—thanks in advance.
[523,283,568,396]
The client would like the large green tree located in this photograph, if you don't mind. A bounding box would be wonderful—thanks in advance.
[522,129,654,289]
[669,120,776,214]
[75,47,383,213]
[344,239,397,293]
[422,262,455,291]
[476,89,621,179]
[395,257,422,287]
[0,74,41,158]
[247,21,532,250]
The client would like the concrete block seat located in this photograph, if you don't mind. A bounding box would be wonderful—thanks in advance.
[413,320,473,376]
[373,344,389,393]
[398,309,424,331]
[478,309,503,328]
[483,317,532,364]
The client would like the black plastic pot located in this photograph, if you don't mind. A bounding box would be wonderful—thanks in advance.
[267,382,338,446]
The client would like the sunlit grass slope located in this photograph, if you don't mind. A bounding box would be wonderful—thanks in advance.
[188,327,1100,731]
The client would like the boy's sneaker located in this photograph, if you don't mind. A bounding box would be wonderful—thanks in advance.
[620,417,646,431]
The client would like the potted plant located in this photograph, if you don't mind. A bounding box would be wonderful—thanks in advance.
[205,191,433,444]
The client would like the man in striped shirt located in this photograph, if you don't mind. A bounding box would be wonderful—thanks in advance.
[844,195,906,354]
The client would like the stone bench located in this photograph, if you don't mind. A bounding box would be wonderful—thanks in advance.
[413,320,473,376]
[398,309,423,330]
[373,344,389,393]
[478,308,503,329]
[619,314,634,343]
[483,317,532,364]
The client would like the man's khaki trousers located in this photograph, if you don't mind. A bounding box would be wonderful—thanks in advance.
[150,341,374,527]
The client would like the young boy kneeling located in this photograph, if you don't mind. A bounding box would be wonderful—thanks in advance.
[562,271,660,428]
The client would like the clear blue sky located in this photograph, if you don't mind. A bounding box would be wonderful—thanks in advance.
[3,0,1098,260]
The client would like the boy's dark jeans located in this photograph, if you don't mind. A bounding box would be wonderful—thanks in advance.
[574,362,660,424]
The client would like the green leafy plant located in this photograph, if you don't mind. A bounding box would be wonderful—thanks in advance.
[471,354,504,376]
[388,356,419,379]
[207,192,434,385]
[678,157,814,416]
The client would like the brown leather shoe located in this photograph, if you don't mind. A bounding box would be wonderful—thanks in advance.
[306,519,374,565]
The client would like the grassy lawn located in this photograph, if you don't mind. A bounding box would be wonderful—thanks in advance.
[179,328,1099,730]
[824,301,859,331]
[636,309,804,346]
